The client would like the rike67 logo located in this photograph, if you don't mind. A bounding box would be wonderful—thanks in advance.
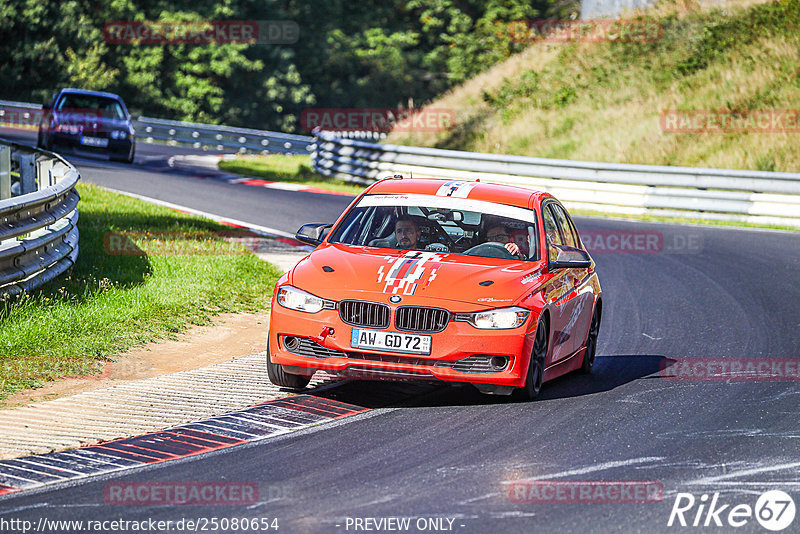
[668,491,796,531]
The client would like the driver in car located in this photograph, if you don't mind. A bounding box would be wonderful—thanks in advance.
[395,216,422,250]
[486,224,522,256]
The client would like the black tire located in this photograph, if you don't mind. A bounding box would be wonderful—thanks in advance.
[580,304,601,374]
[266,343,312,390]
[111,144,135,164]
[124,144,135,164]
[37,132,50,151]
[514,319,548,401]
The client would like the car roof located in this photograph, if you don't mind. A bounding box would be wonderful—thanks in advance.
[365,177,551,210]
[57,88,125,102]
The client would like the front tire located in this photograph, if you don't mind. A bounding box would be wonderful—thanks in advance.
[580,305,601,374]
[111,144,135,164]
[37,132,50,151]
[266,343,312,390]
[514,319,548,401]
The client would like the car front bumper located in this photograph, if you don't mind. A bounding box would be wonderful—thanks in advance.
[268,301,537,388]
[49,132,133,156]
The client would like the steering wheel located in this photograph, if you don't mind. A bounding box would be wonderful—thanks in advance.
[426,223,458,249]
[463,242,516,259]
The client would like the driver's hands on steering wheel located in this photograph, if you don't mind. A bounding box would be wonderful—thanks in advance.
[504,242,521,256]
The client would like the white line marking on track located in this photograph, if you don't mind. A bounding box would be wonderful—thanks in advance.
[687,461,800,484]
[504,456,666,483]
[96,186,298,239]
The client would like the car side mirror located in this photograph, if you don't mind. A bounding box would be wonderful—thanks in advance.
[295,223,333,246]
[548,244,591,270]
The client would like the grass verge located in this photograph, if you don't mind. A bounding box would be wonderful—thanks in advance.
[218,154,365,195]
[0,183,281,401]
[389,0,800,172]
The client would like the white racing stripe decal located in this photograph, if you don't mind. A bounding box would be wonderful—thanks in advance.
[359,194,537,224]
[436,180,478,198]
[377,251,444,295]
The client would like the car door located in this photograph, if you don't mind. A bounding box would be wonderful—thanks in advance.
[541,203,578,364]
[549,203,594,358]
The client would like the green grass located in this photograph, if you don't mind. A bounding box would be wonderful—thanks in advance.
[389,0,800,172]
[0,184,281,401]
[218,154,365,195]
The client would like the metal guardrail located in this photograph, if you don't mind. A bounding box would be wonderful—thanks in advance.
[135,116,313,154]
[0,138,80,297]
[0,99,314,155]
[312,131,800,228]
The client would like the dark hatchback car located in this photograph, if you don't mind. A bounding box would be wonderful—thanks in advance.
[38,88,135,163]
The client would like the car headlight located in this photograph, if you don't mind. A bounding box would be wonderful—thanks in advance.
[457,307,530,329]
[277,286,330,313]
[111,130,127,140]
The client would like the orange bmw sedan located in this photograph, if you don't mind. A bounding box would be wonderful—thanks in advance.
[267,177,602,400]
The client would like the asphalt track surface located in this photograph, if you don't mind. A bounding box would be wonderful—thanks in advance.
[2,127,800,533]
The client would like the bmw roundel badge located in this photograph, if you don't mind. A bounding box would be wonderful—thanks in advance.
[389,295,402,304]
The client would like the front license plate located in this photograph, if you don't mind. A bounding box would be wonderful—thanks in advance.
[351,328,431,355]
[80,136,108,147]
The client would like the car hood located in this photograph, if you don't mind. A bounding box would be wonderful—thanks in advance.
[289,243,546,309]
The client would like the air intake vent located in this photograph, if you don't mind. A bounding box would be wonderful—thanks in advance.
[282,336,346,359]
[436,355,507,373]
[339,300,390,328]
[395,306,450,333]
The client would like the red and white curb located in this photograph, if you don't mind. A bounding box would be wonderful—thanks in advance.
[169,155,355,197]
[0,395,366,497]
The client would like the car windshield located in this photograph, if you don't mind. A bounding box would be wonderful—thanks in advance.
[328,192,539,261]
[56,95,126,119]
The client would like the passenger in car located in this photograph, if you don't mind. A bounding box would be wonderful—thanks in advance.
[485,224,522,256]
[510,229,531,257]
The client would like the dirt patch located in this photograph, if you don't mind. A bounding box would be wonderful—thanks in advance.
[2,312,268,409]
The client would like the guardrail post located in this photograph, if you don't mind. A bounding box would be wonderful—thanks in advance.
[0,146,10,200]
[19,154,37,194]
[37,158,54,188]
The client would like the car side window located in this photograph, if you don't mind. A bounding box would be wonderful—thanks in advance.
[542,205,562,244]
[561,208,584,250]
[542,204,562,264]
[550,204,579,249]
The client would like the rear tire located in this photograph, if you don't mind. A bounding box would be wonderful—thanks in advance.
[580,305,601,374]
[514,319,548,401]
[266,343,312,390]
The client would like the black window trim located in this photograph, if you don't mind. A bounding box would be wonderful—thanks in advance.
[547,201,582,250]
